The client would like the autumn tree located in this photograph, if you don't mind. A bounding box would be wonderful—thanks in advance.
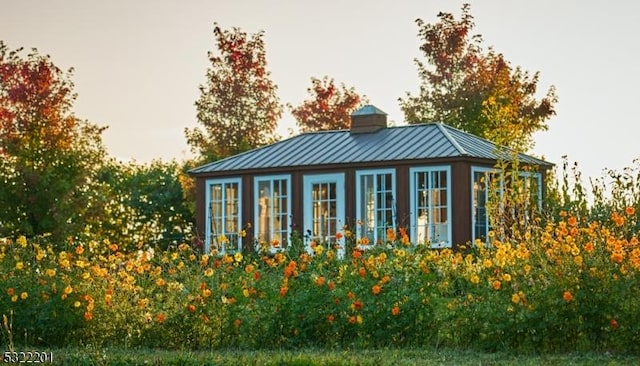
[186,24,282,163]
[289,76,365,132]
[0,41,108,242]
[400,3,558,151]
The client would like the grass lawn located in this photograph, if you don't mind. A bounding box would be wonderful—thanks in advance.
[46,348,640,365]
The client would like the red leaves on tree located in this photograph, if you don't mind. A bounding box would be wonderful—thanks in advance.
[400,4,558,151]
[187,24,282,161]
[290,76,365,133]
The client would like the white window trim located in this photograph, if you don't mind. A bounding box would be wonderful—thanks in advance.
[409,166,452,248]
[205,177,242,254]
[303,173,345,258]
[471,166,499,241]
[355,168,397,245]
[517,171,543,210]
[253,174,292,253]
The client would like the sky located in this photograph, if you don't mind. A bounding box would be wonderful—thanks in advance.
[1,0,639,182]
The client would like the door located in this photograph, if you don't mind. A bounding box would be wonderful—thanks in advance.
[303,173,345,258]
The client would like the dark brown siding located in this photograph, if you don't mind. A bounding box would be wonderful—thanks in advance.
[395,166,410,228]
[345,168,356,226]
[195,177,206,243]
[291,170,304,237]
[451,161,472,248]
[241,175,253,251]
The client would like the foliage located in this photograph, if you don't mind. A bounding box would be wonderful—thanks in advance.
[83,159,195,251]
[289,76,365,132]
[0,41,108,245]
[185,23,282,163]
[2,162,640,355]
[399,3,558,151]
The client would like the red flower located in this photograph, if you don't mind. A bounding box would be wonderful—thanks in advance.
[610,319,619,329]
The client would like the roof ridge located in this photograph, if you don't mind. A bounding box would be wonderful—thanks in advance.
[436,123,468,156]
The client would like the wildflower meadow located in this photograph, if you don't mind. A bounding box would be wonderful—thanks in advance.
[1,159,640,355]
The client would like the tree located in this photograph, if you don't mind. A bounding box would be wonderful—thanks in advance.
[186,24,282,163]
[289,76,365,132]
[0,41,107,243]
[87,159,195,251]
[399,3,558,151]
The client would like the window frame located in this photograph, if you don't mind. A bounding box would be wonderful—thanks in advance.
[303,173,346,258]
[471,166,502,242]
[253,174,292,253]
[409,166,452,248]
[205,177,242,254]
[355,168,397,245]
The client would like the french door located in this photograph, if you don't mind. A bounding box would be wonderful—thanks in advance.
[303,173,345,257]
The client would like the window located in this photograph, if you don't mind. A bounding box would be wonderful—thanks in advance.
[254,175,291,251]
[303,173,345,258]
[205,178,241,254]
[356,169,396,245]
[472,167,500,242]
[410,167,451,248]
[471,167,542,242]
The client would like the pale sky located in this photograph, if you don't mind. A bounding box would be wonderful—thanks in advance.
[2,0,639,182]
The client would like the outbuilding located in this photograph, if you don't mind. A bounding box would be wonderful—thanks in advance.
[189,105,552,256]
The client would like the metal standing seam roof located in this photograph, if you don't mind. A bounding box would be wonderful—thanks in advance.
[189,123,552,175]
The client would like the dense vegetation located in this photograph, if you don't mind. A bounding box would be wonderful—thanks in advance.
[2,160,639,355]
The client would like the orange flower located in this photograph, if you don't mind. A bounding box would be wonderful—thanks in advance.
[352,249,363,258]
[358,267,366,277]
[386,228,396,242]
[611,251,624,263]
[234,319,242,327]
[567,216,577,227]
[360,237,370,246]
[327,314,335,323]
[315,276,326,287]
[6,288,15,296]
[84,311,93,321]
[75,246,84,255]
[353,300,363,310]
[279,286,288,297]
[563,290,573,303]
[391,305,400,316]
[372,285,381,295]
[610,319,619,329]
[584,242,594,253]
[253,271,261,281]
[335,232,343,240]
[327,281,336,291]
[155,313,166,323]
[187,304,196,313]
[492,280,501,290]
[348,316,357,324]
[626,206,636,216]
[347,291,355,300]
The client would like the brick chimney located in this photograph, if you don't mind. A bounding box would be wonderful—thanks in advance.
[350,105,387,134]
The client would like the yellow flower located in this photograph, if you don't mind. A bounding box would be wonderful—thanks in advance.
[502,273,511,282]
[46,268,56,277]
[204,268,214,277]
[469,274,480,284]
[511,293,521,304]
[74,301,81,308]
[15,262,24,270]
[17,236,27,248]
[20,292,28,300]
[234,252,243,263]
[11,295,18,302]
[239,229,247,238]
